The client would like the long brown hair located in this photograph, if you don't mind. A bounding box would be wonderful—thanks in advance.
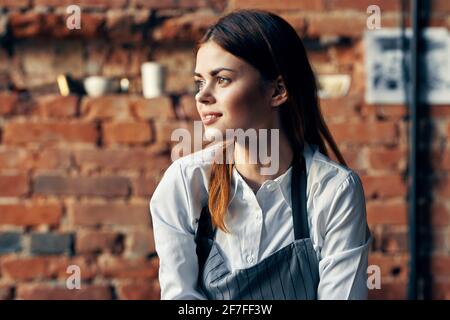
[196,10,347,233]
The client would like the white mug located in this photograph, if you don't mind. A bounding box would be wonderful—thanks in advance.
[141,62,165,99]
[83,76,111,97]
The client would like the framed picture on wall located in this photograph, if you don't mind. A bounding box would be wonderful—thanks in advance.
[365,28,450,104]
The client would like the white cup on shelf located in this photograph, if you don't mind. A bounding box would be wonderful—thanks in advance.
[83,76,111,97]
[141,62,165,99]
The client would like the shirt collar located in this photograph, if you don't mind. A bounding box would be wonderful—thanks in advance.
[229,141,315,204]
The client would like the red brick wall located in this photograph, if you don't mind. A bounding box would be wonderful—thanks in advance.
[0,0,449,300]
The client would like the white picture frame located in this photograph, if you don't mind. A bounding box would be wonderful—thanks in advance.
[364,28,450,104]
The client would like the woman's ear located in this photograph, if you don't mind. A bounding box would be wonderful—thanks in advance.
[270,75,288,107]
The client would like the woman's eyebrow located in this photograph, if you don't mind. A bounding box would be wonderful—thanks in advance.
[194,67,237,77]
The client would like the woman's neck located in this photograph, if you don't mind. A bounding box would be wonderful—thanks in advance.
[233,129,293,193]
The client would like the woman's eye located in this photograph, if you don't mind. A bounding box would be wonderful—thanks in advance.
[194,79,204,91]
[217,77,230,85]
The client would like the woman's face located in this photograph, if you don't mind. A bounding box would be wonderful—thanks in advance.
[194,41,277,138]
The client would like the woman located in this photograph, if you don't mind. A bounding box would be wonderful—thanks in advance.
[150,9,371,300]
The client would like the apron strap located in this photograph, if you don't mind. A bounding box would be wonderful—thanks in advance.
[291,153,310,240]
[194,205,216,275]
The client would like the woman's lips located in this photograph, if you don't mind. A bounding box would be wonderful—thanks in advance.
[201,113,222,125]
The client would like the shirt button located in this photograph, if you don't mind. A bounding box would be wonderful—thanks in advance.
[246,255,254,263]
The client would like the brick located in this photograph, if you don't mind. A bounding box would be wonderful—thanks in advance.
[0,256,68,281]
[430,0,450,12]
[75,230,124,254]
[0,203,62,226]
[178,95,200,120]
[339,147,365,171]
[368,253,409,281]
[106,10,145,43]
[115,279,160,300]
[74,145,170,172]
[129,46,152,76]
[368,147,406,171]
[16,42,54,78]
[0,0,30,7]
[16,283,112,300]
[33,175,130,197]
[132,96,176,120]
[433,281,450,300]
[0,148,33,170]
[0,283,14,300]
[52,41,84,78]
[431,203,450,226]
[81,95,133,120]
[368,280,407,300]
[131,0,208,9]
[69,202,150,227]
[432,149,450,172]
[34,0,127,8]
[154,120,193,144]
[126,228,155,258]
[103,47,131,77]
[433,227,447,253]
[367,201,407,225]
[360,104,408,121]
[442,151,450,171]
[11,12,105,39]
[377,226,408,253]
[430,105,450,117]
[0,174,29,197]
[102,121,152,145]
[30,233,73,255]
[9,12,42,38]
[58,256,99,281]
[85,41,108,75]
[328,0,403,11]
[448,122,450,139]
[320,94,363,119]
[229,0,326,10]
[34,148,72,170]
[152,47,195,94]
[432,256,450,277]
[307,12,367,37]
[0,256,98,281]
[71,13,106,39]
[360,175,407,199]
[377,105,408,121]
[328,122,398,145]
[3,121,98,145]
[0,93,18,115]
[35,95,78,118]
[98,255,159,279]
[436,176,450,197]
[132,176,159,198]
[152,12,218,42]
[0,232,22,254]
[278,13,307,34]
[17,12,106,39]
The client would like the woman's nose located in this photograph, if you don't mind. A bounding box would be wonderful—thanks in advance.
[195,84,216,105]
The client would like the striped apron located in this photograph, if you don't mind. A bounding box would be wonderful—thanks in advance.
[195,154,320,300]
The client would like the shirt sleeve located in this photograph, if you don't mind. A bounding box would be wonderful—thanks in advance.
[317,171,372,300]
[149,160,207,300]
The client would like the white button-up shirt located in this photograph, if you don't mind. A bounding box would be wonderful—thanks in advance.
[149,142,372,300]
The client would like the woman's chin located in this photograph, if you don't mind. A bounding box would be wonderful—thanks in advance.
[204,125,225,141]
